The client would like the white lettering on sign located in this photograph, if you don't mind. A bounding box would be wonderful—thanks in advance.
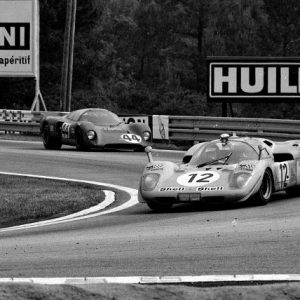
[0,26,15,46]
[208,61,300,100]
[0,24,30,49]
[281,67,297,93]
[214,67,237,93]
[240,67,264,93]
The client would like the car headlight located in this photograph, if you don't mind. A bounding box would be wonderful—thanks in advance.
[142,173,160,191]
[87,130,96,140]
[235,173,251,188]
[143,131,151,141]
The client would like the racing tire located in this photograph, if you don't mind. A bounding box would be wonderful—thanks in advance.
[42,124,62,150]
[252,169,273,205]
[147,201,173,212]
[75,127,88,151]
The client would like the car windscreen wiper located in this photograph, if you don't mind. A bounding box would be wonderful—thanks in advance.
[197,152,232,168]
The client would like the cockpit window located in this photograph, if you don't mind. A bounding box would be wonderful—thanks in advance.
[189,141,259,166]
[79,110,121,126]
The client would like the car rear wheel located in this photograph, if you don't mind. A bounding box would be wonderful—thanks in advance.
[75,128,88,150]
[252,169,273,205]
[42,124,62,150]
[147,201,173,212]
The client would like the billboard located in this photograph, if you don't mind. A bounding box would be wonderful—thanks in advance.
[0,0,38,77]
[207,57,300,102]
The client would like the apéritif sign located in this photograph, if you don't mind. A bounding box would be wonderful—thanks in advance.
[207,57,300,102]
[0,0,38,77]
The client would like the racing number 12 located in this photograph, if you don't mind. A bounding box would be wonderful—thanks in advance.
[279,163,288,189]
[188,173,214,183]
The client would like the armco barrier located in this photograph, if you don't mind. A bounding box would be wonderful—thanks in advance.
[0,110,67,134]
[0,110,300,142]
[168,116,300,142]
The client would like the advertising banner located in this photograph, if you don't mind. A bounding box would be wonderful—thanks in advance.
[152,115,169,140]
[207,57,300,102]
[0,0,38,77]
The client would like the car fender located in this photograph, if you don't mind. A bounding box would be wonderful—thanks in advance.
[73,122,95,143]
[40,116,63,137]
[128,123,151,136]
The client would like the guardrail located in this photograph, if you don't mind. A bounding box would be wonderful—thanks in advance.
[0,110,66,134]
[168,116,300,142]
[0,109,300,142]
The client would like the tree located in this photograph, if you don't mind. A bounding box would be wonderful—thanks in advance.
[263,0,300,56]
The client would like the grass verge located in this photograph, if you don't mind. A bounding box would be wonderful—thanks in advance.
[0,174,105,228]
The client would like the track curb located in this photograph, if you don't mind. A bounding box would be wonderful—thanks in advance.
[0,172,138,232]
[0,275,299,285]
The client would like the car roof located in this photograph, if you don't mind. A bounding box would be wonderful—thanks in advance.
[212,136,263,146]
[71,108,110,115]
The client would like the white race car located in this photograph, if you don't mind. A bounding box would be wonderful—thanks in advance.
[139,134,300,211]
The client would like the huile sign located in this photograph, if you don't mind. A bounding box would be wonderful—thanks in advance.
[207,57,300,102]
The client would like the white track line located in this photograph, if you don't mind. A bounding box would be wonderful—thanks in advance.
[0,139,41,144]
[0,274,299,285]
[0,172,138,232]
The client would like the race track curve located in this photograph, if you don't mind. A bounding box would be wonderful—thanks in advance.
[0,140,299,277]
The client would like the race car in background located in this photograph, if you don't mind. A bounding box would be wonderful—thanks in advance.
[40,108,151,151]
[139,133,300,211]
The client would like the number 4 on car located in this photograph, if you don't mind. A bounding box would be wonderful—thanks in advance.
[138,134,300,212]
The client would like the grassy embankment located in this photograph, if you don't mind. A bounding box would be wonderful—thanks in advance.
[0,175,104,228]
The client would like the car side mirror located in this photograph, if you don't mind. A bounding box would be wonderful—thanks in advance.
[145,146,153,162]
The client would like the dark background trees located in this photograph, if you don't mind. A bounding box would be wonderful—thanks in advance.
[1,0,300,119]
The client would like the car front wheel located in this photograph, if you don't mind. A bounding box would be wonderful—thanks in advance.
[75,128,88,150]
[147,201,173,212]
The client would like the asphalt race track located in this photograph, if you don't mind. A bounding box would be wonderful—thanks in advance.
[0,140,299,278]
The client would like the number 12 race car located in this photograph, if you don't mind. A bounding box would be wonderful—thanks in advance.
[138,134,300,211]
[40,108,151,151]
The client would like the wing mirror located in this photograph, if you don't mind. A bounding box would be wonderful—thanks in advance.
[145,146,153,162]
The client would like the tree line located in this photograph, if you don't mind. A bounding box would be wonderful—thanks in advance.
[1,0,300,119]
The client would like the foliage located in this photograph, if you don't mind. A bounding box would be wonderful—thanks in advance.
[0,0,300,119]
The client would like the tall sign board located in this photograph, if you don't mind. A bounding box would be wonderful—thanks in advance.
[207,57,300,102]
[0,0,45,110]
[0,0,38,77]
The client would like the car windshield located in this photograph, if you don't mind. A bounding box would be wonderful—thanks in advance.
[189,140,259,166]
[79,110,121,126]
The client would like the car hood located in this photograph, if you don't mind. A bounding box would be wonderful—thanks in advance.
[146,160,261,192]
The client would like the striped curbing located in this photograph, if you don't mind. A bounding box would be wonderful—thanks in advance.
[0,172,138,232]
[0,274,299,285]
